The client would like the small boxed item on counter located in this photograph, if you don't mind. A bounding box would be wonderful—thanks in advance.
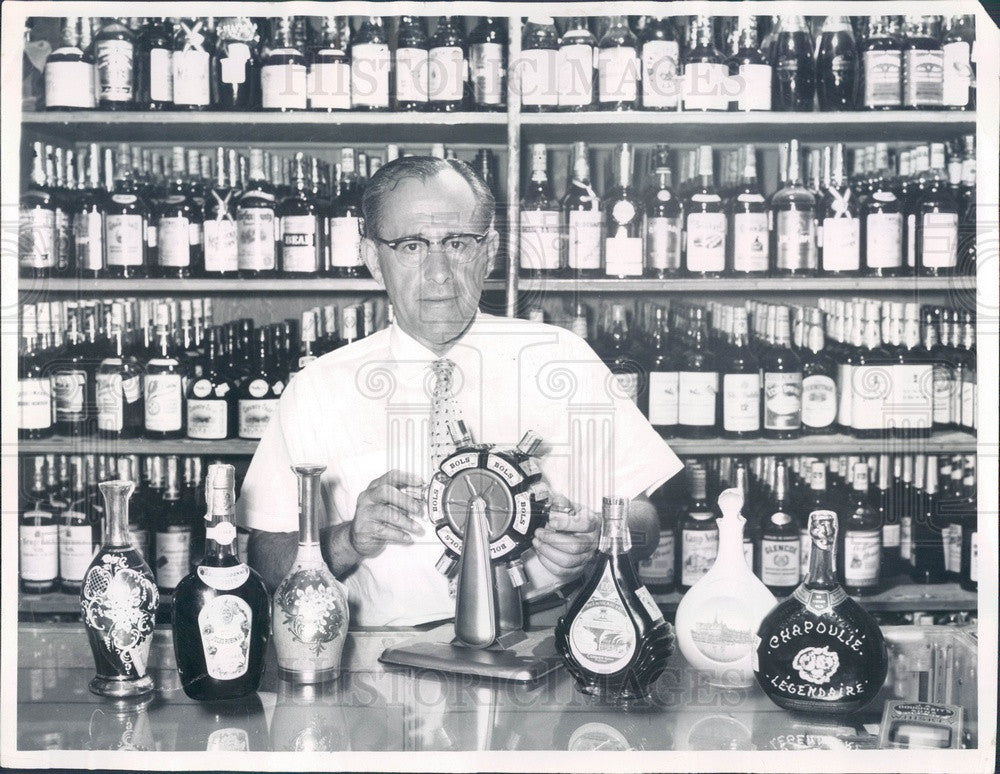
[878,701,964,749]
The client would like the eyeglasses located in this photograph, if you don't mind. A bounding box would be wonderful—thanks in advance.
[371,232,489,266]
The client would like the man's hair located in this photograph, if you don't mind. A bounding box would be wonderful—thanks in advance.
[361,156,496,238]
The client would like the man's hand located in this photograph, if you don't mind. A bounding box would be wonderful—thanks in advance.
[350,470,425,558]
[531,494,600,580]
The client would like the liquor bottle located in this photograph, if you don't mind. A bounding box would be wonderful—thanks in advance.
[81,479,158,698]
[202,147,238,276]
[45,17,97,109]
[677,308,718,438]
[727,15,771,112]
[771,139,817,276]
[837,461,881,596]
[274,464,349,683]
[237,148,278,278]
[519,144,561,276]
[941,15,975,109]
[942,460,965,581]
[96,302,143,439]
[213,17,260,110]
[261,17,307,111]
[19,142,56,279]
[683,145,725,277]
[555,16,596,111]
[18,306,53,439]
[58,455,94,595]
[468,16,506,111]
[755,508,888,713]
[328,147,367,278]
[886,302,933,440]
[721,306,760,439]
[819,143,860,275]
[727,144,769,275]
[861,143,903,276]
[682,16,728,111]
[640,16,678,110]
[52,304,90,437]
[134,17,173,109]
[562,141,602,278]
[392,16,428,111]
[20,456,58,594]
[603,305,640,405]
[597,16,639,111]
[556,496,674,702]
[815,16,858,110]
[105,144,151,278]
[800,308,837,434]
[850,301,891,439]
[48,146,72,276]
[762,306,802,440]
[278,152,321,276]
[288,310,319,379]
[860,17,903,109]
[910,456,945,583]
[72,144,105,278]
[237,328,281,440]
[351,17,391,111]
[157,146,204,279]
[758,461,801,596]
[951,311,975,433]
[957,135,976,275]
[171,17,212,109]
[186,328,236,440]
[155,455,192,593]
[521,16,559,111]
[868,455,900,579]
[638,481,677,593]
[428,16,467,111]
[603,143,643,278]
[173,463,270,701]
[902,16,944,109]
[144,302,185,439]
[645,307,678,436]
[644,145,682,278]
[770,15,813,111]
[678,465,719,591]
[915,143,959,276]
[958,456,977,592]
[93,17,135,110]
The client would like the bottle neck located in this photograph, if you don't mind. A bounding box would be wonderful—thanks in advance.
[598,504,631,556]
[296,469,322,545]
[101,481,135,546]
[805,513,838,588]
[204,480,238,561]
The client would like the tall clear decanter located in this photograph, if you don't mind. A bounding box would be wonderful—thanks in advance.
[754,509,888,714]
[273,463,349,683]
[675,487,776,688]
[81,480,159,698]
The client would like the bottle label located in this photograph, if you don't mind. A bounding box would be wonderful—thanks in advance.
[519,210,561,271]
[19,208,55,268]
[158,216,192,267]
[148,47,173,102]
[308,60,351,109]
[329,216,364,267]
[520,48,558,107]
[682,62,729,110]
[850,365,888,431]
[775,211,817,271]
[73,210,104,271]
[863,50,902,107]
[238,399,277,439]
[567,209,602,270]
[604,234,643,277]
[197,564,251,591]
[45,60,96,108]
[351,43,391,108]
[429,46,466,102]
[187,399,229,439]
[723,372,760,432]
[764,372,803,431]
[942,41,972,106]
[821,218,860,271]
[470,42,504,105]
[639,529,675,586]
[681,527,719,587]
[678,371,718,427]
[262,60,308,110]
[53,369,86,420]
[685,212,726,271]
[900,516,912,561]
[885,364,933,432]
[646,215,682,270]
[96,372,125,432]
[18,378,52,431]
[732,212,769,272]
[394,47,429,103]
[280,214,319,273]
[155,528,191,589]
[556,44,594,107]
[801,374,837,429]
[961,375,975,430]
[920,212,958,268]
[843,529,880,586]
[837,363,853,427]
[197,594,253,681]
[204,219,239,272]
[144,373,183,432]
[647,371,679,426]
[105,214,146,266]
[59,522,95,583]
[864,212,903,268]
[932,363,952,425]
[735,63,772,111]
[567,564,638,675]
[760,534,801,588]
[904,49,944,107]
[96,39,133,102]
[19,522,58,582]
[641,40,678,108]
[172,48,210,106]
[882,522,901,549]
[237,208,277,271]
[220,42,251,86]
[969,532,978,582]
[597,46,639,104]
[945,524,963,573]
[635,585,664,622]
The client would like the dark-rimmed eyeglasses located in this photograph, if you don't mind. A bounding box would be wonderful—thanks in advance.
[371,232,489,266]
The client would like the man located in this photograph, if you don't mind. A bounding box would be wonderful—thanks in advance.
[238,156,682,627]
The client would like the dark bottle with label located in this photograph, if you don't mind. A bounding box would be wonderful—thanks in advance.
[770,16,814,111]
[758,461,801,596]
[93,17,135,110]
[762,306,803,440]
[597,15,639,111]
[20,456,58,594]
[645,307,679,436]
[902,16,944,110]
[676,308,718,438]
[771,139,817,276]
[958,456,977,592]
[860,17,903,110]
[644,145,683,278]
[727,15,771,112]
[815,16,857,110]
[941,15,975,110]
[156,146,204,279]
[720,306,760,439]
[144,302,185,440]
[861,143,904,276]
[638,480,678,594]
[237,328,281,440]
[639,16,678,111]
[278,152,321,276]
[73,144,106,279]
[327,148,368,278]
[393,16,429,111]
[800,308,837,434]
[52,304,90,437]
[468,16,506,111]
[44,17,96,110]
[603,305,641,407]
[915,143,959,277]
[173,463,270,701]
[18,305,53,440]
[186,328,236,440]
[104,144,151,278]
[603,143,643,279]
[683,145,726,278]
[236,149,278,278]
[428,16,468,111]
[96,302,143,439]
[520,16,559,112]
[727,144,769,275]
[562,141,602,278]
[171,17,212,110]
[754,508,888,714]
[555,497,675,703]
[155,455,192,593]
[838,462,881,596]
[135,17,173,109]
[819,143,860,275]
[556,16,597,111]
[678,464,719,591]
[350,16,391,111]
[19,142,56,279]
[873,454,902,578]
[910,456,946,584]
[213,17,260,110]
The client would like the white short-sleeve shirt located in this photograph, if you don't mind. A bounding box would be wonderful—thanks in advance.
[237,312,683,626]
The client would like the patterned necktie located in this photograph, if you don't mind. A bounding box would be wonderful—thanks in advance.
[430,358,460,472]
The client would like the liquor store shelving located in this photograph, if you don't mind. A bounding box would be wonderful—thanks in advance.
[18,278,507,294]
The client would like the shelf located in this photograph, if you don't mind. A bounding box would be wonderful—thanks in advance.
[520,110,976,144]
[18,431,977,457]
[517,276,972,294]
[21,111,509,144]
[18,277,507,294]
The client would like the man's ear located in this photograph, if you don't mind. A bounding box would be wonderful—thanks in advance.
[361,238,385,286]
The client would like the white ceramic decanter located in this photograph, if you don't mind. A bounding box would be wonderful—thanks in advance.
[674,487,777,688]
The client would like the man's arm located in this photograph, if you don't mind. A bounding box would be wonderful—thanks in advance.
[247,523,365,594]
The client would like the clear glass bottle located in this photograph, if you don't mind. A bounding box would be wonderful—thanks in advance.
[771,139,817,276]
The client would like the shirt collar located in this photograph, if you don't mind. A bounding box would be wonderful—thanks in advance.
[388,312,483,369]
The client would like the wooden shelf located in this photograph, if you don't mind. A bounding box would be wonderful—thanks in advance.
[17,431,977,457]
[18,278,507,294]
[517,276,971,294]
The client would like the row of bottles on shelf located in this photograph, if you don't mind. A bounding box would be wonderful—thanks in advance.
[18,140,502,279]
[543,296,977,439]
[520,136,975,278]
[639,452,978,597]
[18,296,390,441]
[35,14,977,113]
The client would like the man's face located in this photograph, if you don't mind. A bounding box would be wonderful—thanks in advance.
[362,170,497,352]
